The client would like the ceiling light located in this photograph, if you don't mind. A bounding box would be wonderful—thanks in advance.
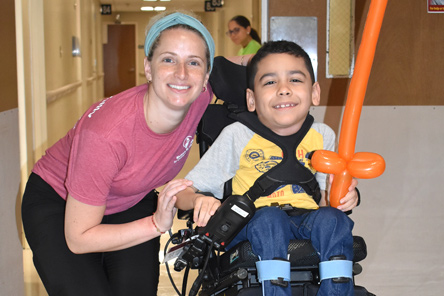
[143,0,157,2]
[141,6,154,11]
[154,6,166,11]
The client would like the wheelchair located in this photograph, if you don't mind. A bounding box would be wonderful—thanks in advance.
[165,57,375,296]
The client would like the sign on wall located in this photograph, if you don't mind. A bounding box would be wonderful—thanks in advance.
[428,0,444,12]
[101,4,112,15]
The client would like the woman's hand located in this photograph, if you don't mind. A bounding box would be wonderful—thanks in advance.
[154,179,193,233]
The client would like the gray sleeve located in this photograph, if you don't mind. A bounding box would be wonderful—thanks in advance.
[185,122,253,199]
[312,122,336,191]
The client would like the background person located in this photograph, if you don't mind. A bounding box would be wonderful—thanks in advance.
[21,11,215,296]
[227,15,262,56]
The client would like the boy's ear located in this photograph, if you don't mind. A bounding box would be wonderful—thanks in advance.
[246,88,256,112]
[143,57,153,82]
[311,82,321,106]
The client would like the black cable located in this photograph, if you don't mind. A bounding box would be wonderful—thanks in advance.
[189,242,214,296]
[164,235,183,296]
[181,265,190,296]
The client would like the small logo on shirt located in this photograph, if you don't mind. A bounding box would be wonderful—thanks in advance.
[245,149,264,163]
[174,136,194,163]
[255,160,278,173]
[88,97,111,118]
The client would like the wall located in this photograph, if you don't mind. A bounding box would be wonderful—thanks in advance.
[268,0,444,294]
[0,0,25,294]
[44,0,104,146]
[15,0,104,294]
[100,0,260,86]
[269,0,444,107]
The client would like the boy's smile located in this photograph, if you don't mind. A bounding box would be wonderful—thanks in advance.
[246,53,320,136]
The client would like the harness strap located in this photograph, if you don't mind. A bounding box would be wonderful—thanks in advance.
[228,112,321,203]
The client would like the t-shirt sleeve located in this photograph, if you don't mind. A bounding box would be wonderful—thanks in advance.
[186,123,247,199]
[65,129,121,206]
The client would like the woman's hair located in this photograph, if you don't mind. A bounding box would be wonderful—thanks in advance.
[144,10,213,73]
[230,15,261,44]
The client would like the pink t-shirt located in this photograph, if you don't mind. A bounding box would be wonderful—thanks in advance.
[33,83,212,215]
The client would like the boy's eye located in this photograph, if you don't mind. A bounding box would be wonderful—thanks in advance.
[264,80,276,86]
[290,78,302,83]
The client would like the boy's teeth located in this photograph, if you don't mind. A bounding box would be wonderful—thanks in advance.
[169,84,189,90]
[275,103,294,109]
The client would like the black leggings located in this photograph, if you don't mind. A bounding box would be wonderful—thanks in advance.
[22,173,160,296]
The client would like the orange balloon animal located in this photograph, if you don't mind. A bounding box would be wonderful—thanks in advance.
[312,0,387,208]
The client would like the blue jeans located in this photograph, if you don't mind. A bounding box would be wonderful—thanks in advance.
[226,207,355,296]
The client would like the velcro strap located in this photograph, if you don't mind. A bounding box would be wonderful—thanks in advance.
[255,260,290,282]
[319,260,353,281]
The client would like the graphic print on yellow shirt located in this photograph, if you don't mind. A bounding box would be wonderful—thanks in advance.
[232,128,324,209]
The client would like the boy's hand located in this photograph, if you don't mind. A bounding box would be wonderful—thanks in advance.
[334,176,359,212]
[193,194,221,227]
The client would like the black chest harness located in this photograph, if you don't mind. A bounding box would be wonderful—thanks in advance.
[225,111,321,205]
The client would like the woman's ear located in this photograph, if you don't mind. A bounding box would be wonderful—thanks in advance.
[144,57,152,82]
[311,82,321,106]
[203,72,210,89]
[246,88,256,112]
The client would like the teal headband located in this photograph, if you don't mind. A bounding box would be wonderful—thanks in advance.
[144,12,215,72]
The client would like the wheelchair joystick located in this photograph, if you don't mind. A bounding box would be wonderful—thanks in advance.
[172,194,256,289]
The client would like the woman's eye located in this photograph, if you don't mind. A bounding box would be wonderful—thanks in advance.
[189,60,200,66]
[163,58,174,63]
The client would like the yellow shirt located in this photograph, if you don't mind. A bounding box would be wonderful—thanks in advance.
[232,129,325,209]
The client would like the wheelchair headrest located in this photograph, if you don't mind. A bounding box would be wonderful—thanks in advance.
[209,56,248,109]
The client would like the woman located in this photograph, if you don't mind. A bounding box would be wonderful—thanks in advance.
[21,12,215,296]
[227,15,261,56]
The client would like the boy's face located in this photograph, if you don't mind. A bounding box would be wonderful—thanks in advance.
[246,53,320,136]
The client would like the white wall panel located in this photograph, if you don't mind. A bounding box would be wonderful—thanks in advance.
[311,105,444,295]
[0,109,24,295]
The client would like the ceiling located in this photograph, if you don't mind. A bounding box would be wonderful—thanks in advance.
[100,0,207,13]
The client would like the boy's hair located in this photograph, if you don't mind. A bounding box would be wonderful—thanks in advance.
[247,40,315,90]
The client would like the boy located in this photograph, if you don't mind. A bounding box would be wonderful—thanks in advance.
[175,40,359,296]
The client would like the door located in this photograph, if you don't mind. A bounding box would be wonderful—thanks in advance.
[103,24,136,97]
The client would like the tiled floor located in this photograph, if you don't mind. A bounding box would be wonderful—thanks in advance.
[23,140,202,296]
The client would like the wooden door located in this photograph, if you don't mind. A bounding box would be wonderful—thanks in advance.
[103,24,136,97]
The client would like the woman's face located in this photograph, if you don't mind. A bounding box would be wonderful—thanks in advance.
[144,28,210,111]
[227,20,250,47]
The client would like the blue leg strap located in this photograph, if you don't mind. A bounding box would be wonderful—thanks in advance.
[255,259,290,283]
[319,260,353,281]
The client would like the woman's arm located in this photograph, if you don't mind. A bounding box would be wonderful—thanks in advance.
[64,179,190,254]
